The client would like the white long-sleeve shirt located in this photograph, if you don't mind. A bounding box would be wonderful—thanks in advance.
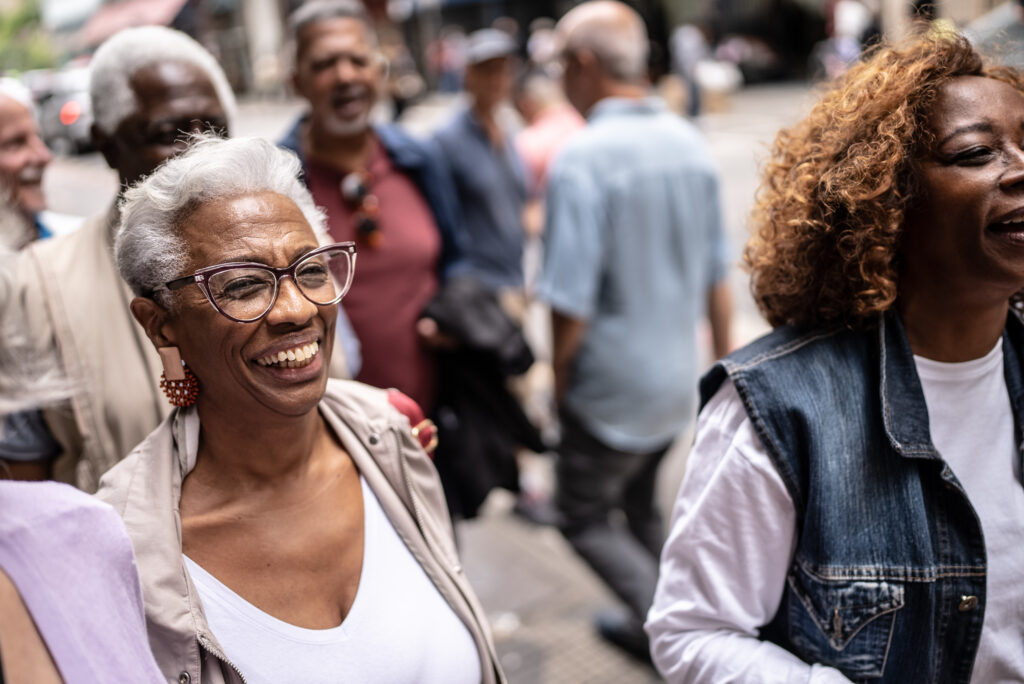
[646,340,1024,683]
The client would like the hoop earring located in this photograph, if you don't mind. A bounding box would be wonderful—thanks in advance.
[158,346,199,407]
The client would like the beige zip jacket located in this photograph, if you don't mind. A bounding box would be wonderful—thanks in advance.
[96,379,504,684]
[17,207,169,490]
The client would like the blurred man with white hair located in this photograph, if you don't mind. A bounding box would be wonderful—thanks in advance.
[540,0,733,660]
[0,26,236,489]
[0,78,53,250]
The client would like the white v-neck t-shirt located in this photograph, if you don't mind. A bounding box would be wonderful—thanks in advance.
[184,476,480,684]
[647,338,1024,683]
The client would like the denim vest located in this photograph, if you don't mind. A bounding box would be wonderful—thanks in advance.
[699,310,1024,683]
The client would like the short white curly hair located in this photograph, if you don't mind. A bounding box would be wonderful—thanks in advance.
[89,26,238,135]
[115,134,328,308]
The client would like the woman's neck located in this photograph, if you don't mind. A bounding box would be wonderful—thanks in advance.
[192,403,327,486]
[899,287,1008,362]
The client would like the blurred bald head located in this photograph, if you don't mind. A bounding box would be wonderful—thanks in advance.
[555,1,649,115]
[556,1,648,83]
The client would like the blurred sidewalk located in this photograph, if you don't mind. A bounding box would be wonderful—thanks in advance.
[460,492,661,683]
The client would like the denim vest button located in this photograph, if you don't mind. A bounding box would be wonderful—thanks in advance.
[368,433,380,446]
[958,595,978,612]
[179,673,191,684]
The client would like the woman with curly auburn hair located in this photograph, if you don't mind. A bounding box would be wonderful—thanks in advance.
[646,31,1024,683]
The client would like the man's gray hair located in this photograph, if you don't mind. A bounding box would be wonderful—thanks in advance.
[115,134,328,308]
[89,26,238,135]
[288,0,377,63]
[561,1,649,82]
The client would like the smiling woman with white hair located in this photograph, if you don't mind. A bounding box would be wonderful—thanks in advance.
[96,134,502,684]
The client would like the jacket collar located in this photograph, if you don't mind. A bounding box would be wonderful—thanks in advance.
[878,310,935,458]
[879,308,1024,459]
[587,95,665,122]
[120,381,417,675]
[278,115,427,178]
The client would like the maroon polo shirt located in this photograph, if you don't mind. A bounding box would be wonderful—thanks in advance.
[306,137,441,411]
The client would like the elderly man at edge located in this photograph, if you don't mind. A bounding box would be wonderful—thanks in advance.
[0,78,53,251]
[279,0,465,413]
[540,0,732,658]
[0,27,236,490]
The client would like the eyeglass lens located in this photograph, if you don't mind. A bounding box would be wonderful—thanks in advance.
[205,248,353,321]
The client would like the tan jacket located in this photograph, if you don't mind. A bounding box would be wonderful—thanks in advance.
[96,379,504,684]
[16,207,169,490]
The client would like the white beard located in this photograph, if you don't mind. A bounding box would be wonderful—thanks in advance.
[321,110,372,138]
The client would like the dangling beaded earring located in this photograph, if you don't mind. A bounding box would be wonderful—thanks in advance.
[158,346,199,407]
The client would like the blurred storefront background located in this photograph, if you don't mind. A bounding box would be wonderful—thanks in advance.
[1,0,1016,154]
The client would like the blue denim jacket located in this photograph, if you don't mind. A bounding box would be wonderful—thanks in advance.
[699,309,1024,682]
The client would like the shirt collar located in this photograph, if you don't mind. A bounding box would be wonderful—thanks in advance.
[34,215,52,240]
[587,96,665,122]
[459,104,501,144]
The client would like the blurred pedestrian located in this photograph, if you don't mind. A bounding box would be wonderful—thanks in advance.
[434,28,527,295]
[541,0,732,660]
[514,70,585,200]
[669,23,710,117]
[281,0,465,413]
[647,32,1024,682]
[0,78,53,250]
[98,134,501,684]
[430,29,551,522]
[526,17,560,76]
[0,26,236,490]
[428,26,468,93]
[965,0,1024,69]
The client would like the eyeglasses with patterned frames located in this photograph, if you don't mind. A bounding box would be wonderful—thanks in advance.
[154,242,357,323]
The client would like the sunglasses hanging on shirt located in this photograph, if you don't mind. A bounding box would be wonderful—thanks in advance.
[340,170,382,248]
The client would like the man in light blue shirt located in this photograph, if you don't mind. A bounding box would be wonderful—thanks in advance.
[539,0,732,659]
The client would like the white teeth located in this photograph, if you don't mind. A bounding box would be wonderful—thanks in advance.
[257,342,320,368]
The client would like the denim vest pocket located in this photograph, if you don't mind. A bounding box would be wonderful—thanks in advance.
[786,564,904,679]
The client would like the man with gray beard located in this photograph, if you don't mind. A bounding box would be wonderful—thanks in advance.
[279,0,464,414]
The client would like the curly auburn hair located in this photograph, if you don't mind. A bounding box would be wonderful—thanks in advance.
[746,31,1024,329]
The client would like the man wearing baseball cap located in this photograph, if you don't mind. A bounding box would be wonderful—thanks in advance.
[433,28,528,296]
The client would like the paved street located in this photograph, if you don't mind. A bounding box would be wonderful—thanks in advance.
[41,82,815,683]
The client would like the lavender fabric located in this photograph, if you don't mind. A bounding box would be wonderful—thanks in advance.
[0,480,163,682]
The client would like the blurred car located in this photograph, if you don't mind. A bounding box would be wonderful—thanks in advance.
[37,67,93,156]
